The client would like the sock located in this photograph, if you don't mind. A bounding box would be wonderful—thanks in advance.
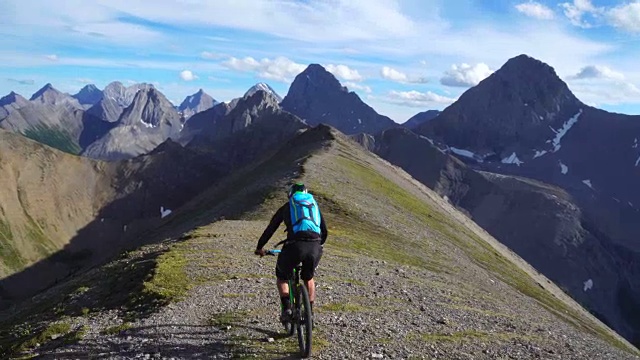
[310,301,314,313]
[281,296,291,310]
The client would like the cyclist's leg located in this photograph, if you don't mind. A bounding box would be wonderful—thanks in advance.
[300,241,323,304]
[275,243,300,312]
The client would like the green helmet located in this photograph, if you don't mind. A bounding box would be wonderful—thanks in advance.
[288,183,307,198]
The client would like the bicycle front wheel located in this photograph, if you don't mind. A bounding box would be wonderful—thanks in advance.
[296,284,313,358]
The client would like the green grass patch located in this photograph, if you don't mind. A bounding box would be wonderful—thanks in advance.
[420,330,489,342]
[315,192,449,274]
[142,246,191,302]
[62,325,87,345]
[322,276,366,287]
[208,310,251,328]
[438,303,515,319]
[23,125,81,155]
[222,293,257,298]
[0,217,25,272]
[101,322,132,335]
[74,286,90,296]
[318,302,368,312]
[11,322,72,354]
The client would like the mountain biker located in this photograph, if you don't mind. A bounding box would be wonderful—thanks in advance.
[254,183,328,323]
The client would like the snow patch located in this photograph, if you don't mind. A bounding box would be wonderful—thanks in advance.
[450,147,478,160]
[583,279,593,292]
[357,118,362,124]
[419,135,434,145]
[501,152,524,166]
[140,118,156,128]
[559,161,568,175]
[582,179,593,189]
[551,110,582,152]
[613,198,620,203]
[633,138,638,149]
[533,150,547,159]
[636,155,640,167]
[161,206,173,219]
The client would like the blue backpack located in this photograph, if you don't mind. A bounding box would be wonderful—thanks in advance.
[289,192,321,234]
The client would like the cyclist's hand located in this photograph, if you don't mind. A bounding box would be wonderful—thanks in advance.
[254,248,266,257]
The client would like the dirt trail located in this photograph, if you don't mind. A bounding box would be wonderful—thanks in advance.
[37,219,637,359]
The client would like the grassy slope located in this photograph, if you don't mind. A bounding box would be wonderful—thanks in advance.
[23,125,81,155]
[299,133,637,354]
[0,130,111,278]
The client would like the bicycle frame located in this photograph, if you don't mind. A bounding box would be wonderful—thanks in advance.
[264,248,313,357]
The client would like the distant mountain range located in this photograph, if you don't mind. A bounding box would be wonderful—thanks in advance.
[2,55,640,349]
[366,55,640,347]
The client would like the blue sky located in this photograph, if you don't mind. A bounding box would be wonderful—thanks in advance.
[1,0,639,122]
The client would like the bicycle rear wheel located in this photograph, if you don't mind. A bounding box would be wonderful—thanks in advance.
[296,284,313,358]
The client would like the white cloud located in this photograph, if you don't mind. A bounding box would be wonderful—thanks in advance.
[515,2,555,20]
[570,65,625,80]
[201,51,222,60]
[607,2,640,33]
[441,63,493,87]
[381,66,408,82]
[45,54,58,61]
[569,80,640,106]
[383,90,456,108]
[222,56,305,82]
[7,78,35,85]
[344,82,372,94]
[325,64,363,82]
[46,0,417,44]
[567,64,640,105]
[180,70,198,81]
[381,66,428,84]
[560,0,602,28]
[76,78,93,84]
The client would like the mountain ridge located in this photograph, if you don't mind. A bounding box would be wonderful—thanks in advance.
[1,124,637,358]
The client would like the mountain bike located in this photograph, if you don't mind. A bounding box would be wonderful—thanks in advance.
[265,248,313,358]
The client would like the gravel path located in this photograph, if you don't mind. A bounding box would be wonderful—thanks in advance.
[35,219,638,359]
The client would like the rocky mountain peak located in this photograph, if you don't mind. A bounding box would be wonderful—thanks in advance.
[244,82,282,102]
[281,64,396,135]
[119,87,178,128]
[0,91,28,107]
[417,54,582,154]
[103,81,154,108]
[224,90,280,130]
[178,89,216,118]
[30,83,59,100]
[29,83,80,107]
[492,54,577,104]
[73,84,104,106]
[284,64,346,100]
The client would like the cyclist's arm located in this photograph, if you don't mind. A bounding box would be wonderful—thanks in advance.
[320,212,328,245]
[256,204,285,250]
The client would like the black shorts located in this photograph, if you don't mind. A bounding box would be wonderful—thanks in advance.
[275,240,323,281]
